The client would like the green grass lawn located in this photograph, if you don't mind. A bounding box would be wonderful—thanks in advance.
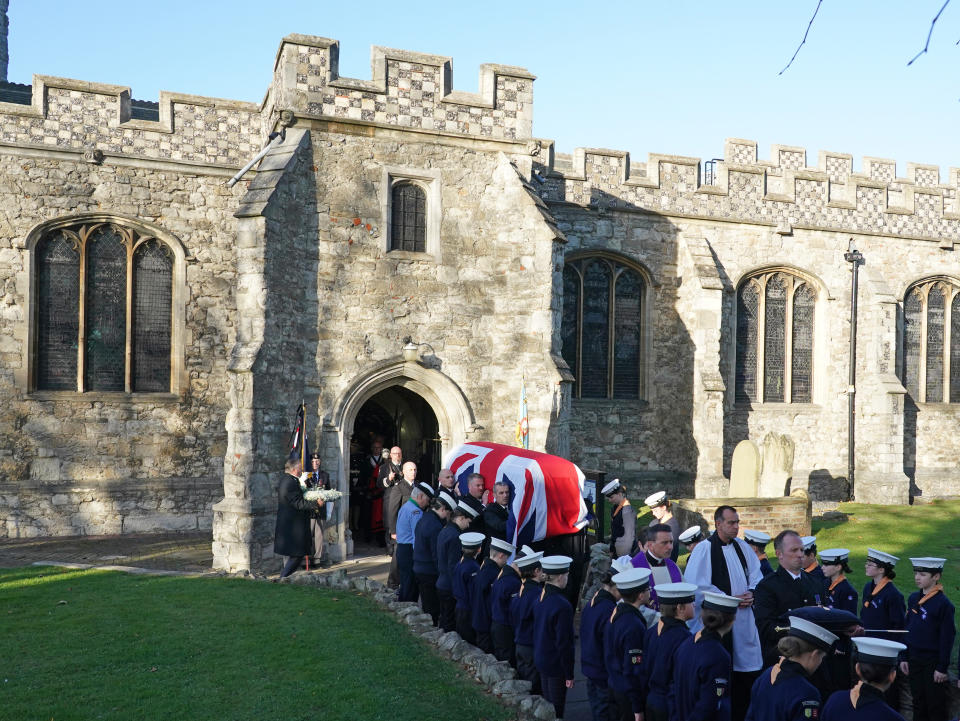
[0,566,512,721]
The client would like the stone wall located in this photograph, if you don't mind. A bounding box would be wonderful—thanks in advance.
[676,495,813,537]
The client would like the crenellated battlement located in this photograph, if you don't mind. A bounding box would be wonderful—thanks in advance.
[0,75,261,167]
[534,139,960,243]
[264,34,534,141]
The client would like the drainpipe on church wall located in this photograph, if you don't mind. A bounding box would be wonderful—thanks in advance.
[844,239,864,498]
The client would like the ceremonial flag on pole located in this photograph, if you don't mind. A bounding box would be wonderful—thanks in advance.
[515,375,529,449]
[288,401,310,466]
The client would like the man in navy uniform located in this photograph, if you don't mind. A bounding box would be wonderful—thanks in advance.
[489,544,527,666]
[470,536,513,656]
[579,562,622,721]
[533,555,577,720]
[753,529,823,667]
[511,548,544,694]
[743,529,773,578]
[902,557,955,721]
[822,637,907,721]
[604,567,653,721]
[640,581,695,721]
[436,500,476,632]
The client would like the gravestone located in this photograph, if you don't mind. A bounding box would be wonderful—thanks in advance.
[758,432,795,497]
[729,440,761,497]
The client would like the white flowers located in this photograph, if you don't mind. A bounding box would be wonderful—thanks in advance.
[303,488,342,503]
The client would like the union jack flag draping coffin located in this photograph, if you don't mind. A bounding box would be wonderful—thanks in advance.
[444,442,588,549]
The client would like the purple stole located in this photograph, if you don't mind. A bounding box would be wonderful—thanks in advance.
[630,551,682,609]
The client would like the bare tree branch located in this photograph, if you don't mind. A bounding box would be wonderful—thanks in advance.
[779,0,825,75]
[908,0,952,65]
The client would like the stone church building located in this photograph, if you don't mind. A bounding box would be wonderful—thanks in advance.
[1,26,958,571]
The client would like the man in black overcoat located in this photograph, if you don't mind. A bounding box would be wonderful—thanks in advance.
[274,457,324,577]
[753,529,825,666]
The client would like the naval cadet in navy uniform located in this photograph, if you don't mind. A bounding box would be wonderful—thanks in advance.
[580,562,623,721]
[819,548,858,614]
[860,548,905,710]
[789,605,862,702]
[902,557,955,721]
[453,531,483,644]
[800,536,826,590]
[744,529,774,578]
[640,582,695,721]
[470,535,515,653]
[604,567,653,721]
[533,555,577,720]
[489,543,528,666]
[744,615,838,721]
[511,549,545,694]
[821,637,907,721]
[668,590,740,721]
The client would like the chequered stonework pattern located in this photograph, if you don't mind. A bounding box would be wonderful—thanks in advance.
[869,162,896,183]
[915,168,939,187]
[0,88,260,165]
[779,150,804,170]
[825,156,852,183]
[730,143,755,164]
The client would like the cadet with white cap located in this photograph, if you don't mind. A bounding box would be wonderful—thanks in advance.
[671,590,740,721]
[511,547,545,694]
[470,536,516,654]
[604,567,653,721]
[412,486,456,625]
[678,524,704,552]
[602,479,637,558]
[488,541,526,666]
[819,548,858,614]
[579,557,621,721]
[645,490,680,561]
[800,535,825,586]
[902,557,954,721]
[639,582,695,721]
[532,555,576,719]
[435,500,479,632]
[821,637,908,721]
[394,481,434,602]
[453,532,484,644]
[861,548,906,640]
[743,529,774,578]
[744,616,837,721]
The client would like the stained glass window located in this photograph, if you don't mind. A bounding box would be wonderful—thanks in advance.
[390,183,426,252]
[36,232,80,390]
[34,221,174,394]
[133,240,173,392]
[903,280,960,403]
[561,256,645,399]
[736,271,816,404]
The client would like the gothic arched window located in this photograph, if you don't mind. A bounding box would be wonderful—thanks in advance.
[902,279,960,403]
[561,255,645,400]
[34,222,174,393]
[389,182,426,253]
[735,270,816,404]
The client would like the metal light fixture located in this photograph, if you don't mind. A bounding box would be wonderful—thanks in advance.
[843,238,864,498]
[402,337,436,363]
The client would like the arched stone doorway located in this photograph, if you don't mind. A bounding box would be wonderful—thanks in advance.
[324,358,478,560]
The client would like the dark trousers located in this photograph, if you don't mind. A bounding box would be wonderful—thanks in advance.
[416,573,440,625]
[731,670,759,721]
[541,675,568,719]
[908,657,948,721]
[611,689,632,721]
[456,607,476,644]
[387,539,399,589]
[491,621,515,666]
[515,644,540,695]
[475,630,493,654]
[397,544,418,602]
[644,700,668,721]
[437,588,456,632]
[281,556,303,577]
[585,677,613,721]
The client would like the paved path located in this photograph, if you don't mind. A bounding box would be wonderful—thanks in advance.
[0,531,591,720]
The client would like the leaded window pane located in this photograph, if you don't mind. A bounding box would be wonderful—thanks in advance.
[390,183,426,252]
[735,283,759,403]
[926,286,945,402]
[580,261,610,398]
[763,275,787,402]
[133,240,172,392]
[36,232,79,390]
[84,226,127,391]
[613,269,642,399]
[951,294,960,403]
[904,289,923,399]
[791,284,815,403]
[561,265,580,382]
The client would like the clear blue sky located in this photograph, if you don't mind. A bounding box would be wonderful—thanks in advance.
[7,1,959,174]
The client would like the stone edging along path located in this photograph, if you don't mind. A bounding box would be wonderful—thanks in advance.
[275,569,557,721]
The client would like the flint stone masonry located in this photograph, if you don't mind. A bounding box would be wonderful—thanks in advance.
[0,31,958,561]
